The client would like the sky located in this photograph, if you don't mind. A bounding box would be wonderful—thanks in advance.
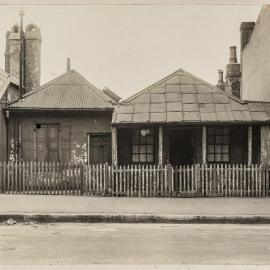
[0,4,262,99]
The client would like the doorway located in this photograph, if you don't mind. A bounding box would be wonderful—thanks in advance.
[169,128,194,165]
[88,134,111,164]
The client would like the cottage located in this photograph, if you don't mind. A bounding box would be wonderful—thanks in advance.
[112,9,270,167]
[7,66,119,163]
[2,20,120,164]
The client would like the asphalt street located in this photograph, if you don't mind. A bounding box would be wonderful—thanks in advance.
[0,223,270,265]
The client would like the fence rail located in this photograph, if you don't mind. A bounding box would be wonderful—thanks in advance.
[0,162,269,197]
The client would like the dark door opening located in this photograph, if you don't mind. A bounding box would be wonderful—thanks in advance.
[89,134,111,164]
[169,128,194,165]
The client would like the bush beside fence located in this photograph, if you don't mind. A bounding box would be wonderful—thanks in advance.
[0,162,269,197]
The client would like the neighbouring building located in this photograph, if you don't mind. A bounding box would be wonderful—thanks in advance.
[6,64,119,164]
[2,20,120,164]
[241,6,270,102]
[0,69,19,162]
[112,68,267,166]
[112,6,270,166]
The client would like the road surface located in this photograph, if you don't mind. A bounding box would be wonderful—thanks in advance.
[0,223,270,264]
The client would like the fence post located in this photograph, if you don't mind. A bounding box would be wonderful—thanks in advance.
[265,165,269,197]
[104,163,110,196]
[80,164,84,196]
[167,164,173,196]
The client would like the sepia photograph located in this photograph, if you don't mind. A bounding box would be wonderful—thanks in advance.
[0,0,270,269]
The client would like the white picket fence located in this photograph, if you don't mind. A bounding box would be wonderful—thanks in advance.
[0,162,269,197]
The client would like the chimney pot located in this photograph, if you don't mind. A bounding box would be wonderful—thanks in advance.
[66,57,71,72]
[218,69,224,84]
[229,46,237,64]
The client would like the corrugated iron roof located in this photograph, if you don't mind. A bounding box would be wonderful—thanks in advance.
[0,68,18,100]
[113,68,270,124]
[9,70,114,110]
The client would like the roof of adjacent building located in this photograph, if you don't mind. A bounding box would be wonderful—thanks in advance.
[113,68,270,124]
[9,70,117,110]
[0,68,18,100]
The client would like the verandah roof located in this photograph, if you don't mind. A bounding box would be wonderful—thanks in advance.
[113,69,270,124]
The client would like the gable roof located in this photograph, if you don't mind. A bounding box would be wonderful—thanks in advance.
[113,68,270,124]
[0,68,18,100]
[9,70,115,110]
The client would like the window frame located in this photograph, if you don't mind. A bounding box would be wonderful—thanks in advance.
[206,126,231,163]
[131,127,155,164]
[34,123,61,162]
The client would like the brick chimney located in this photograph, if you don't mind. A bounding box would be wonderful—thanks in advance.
[4,31,11,73]
[240,22,255,51]
[7,24,20,81]
[225,46,241,98]
[66,57,71,72]
[5,22,41,93]
[216,69,225,90]
[24,23,41,92]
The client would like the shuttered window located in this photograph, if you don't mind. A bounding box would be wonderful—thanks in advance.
[34,124,71,162]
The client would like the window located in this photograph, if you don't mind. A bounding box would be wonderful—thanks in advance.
[34,124,71,162]
[207,127,230,163]
[132,128,154,163]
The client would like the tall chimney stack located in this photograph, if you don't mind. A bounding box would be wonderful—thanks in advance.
[229,46,237,64]
[4,31,11,73]
[226,46,241,98]
[66,57,71,72]
[240,22,255,51]
[216,69,225,90]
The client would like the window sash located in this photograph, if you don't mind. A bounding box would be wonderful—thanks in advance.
[207,127,230,163]
[132,128,154,163]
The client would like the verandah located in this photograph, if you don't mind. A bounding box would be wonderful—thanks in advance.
[0,162,269,197]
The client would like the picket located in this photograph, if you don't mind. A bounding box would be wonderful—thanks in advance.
[0,162,268,198]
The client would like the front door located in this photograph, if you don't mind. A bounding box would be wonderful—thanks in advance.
[89,134,111,164]
[169,128,194,165]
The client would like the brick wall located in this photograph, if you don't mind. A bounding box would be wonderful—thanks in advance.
[8,111,112,163]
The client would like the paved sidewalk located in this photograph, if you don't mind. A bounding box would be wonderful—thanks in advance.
[0,195,270,223]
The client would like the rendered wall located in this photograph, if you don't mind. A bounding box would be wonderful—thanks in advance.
[242,6,270,102]
[8,111,112,163]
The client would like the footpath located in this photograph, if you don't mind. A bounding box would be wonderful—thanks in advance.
[0,195,270,224]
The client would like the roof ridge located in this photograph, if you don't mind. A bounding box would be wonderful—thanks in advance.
[179,69,246,104]
[71,71,113,103]
[123,68,184,103]
[122,67,246,105]
[8,69,114,107]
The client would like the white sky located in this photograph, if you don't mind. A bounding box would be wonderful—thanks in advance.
[0,4,261,99]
